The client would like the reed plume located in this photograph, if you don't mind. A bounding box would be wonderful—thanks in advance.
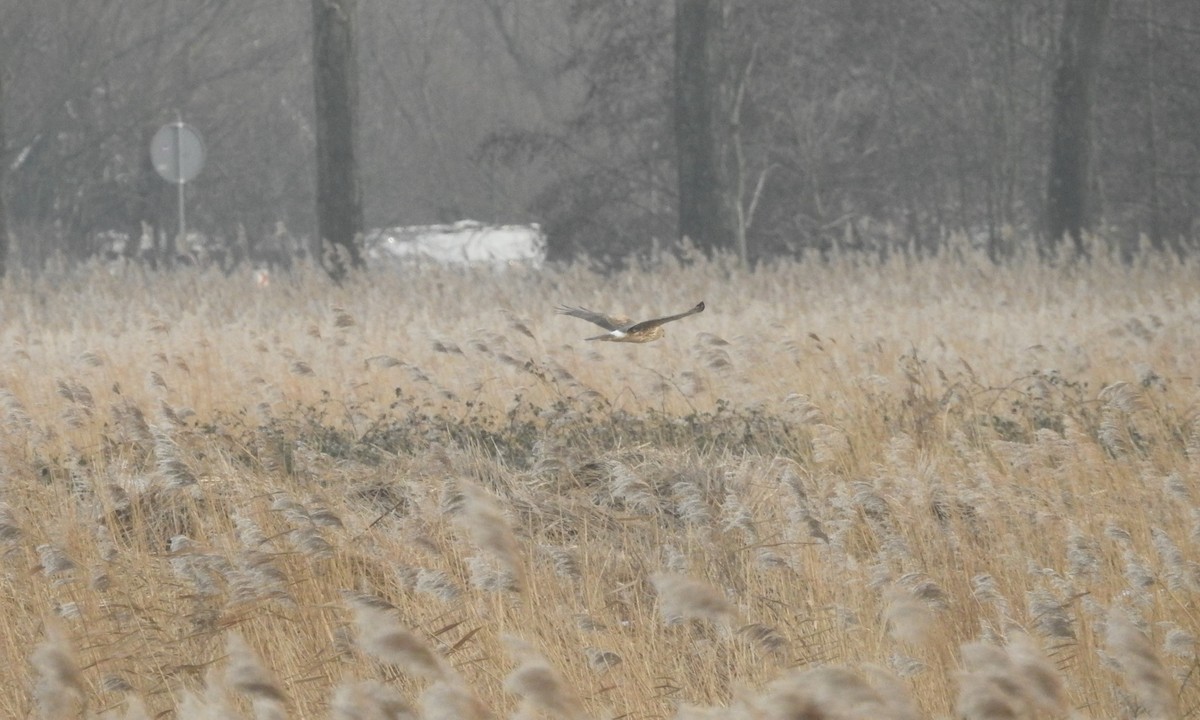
[503,635,589,720]
[651,572,735,626]
[1105,610,1177,719]
[30,618,85,720]
[225,632,290,720]
[348,597,449,680]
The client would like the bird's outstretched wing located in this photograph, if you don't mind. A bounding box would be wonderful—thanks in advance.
[625,301,705,334]
[555,305,632,331]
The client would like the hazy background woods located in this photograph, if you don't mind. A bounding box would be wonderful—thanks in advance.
[1,0,1198,269]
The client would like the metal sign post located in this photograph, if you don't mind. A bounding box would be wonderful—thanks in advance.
[150,117,206,249]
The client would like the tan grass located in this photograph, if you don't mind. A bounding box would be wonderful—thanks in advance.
[0,249,1197,718]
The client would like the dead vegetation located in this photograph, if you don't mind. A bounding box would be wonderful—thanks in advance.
[1,249,1198,718]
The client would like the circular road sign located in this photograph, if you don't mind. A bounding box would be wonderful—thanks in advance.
[150,122,206,184]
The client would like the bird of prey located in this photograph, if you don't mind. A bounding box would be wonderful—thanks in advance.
[556,301,705,343]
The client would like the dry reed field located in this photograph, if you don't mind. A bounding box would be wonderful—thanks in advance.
[1,249,1198,719]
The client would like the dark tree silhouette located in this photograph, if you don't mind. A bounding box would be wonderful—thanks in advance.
[312,0,364,281]
[0,66,8,278]
[1045,0,1112,256]
[674,0,728,256]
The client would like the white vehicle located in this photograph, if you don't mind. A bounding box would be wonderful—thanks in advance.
[366,220,546,269]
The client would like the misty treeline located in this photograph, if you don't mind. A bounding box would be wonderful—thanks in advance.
[0,0,1197,271]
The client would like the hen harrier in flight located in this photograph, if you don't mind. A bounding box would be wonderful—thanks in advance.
[556,301,705,343]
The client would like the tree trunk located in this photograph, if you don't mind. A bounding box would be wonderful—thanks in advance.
[674,0,728,256]
[312,0,364,281]
[1143,0,1164,254]
[0,66,8,278]
[1045,0,1111,256]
